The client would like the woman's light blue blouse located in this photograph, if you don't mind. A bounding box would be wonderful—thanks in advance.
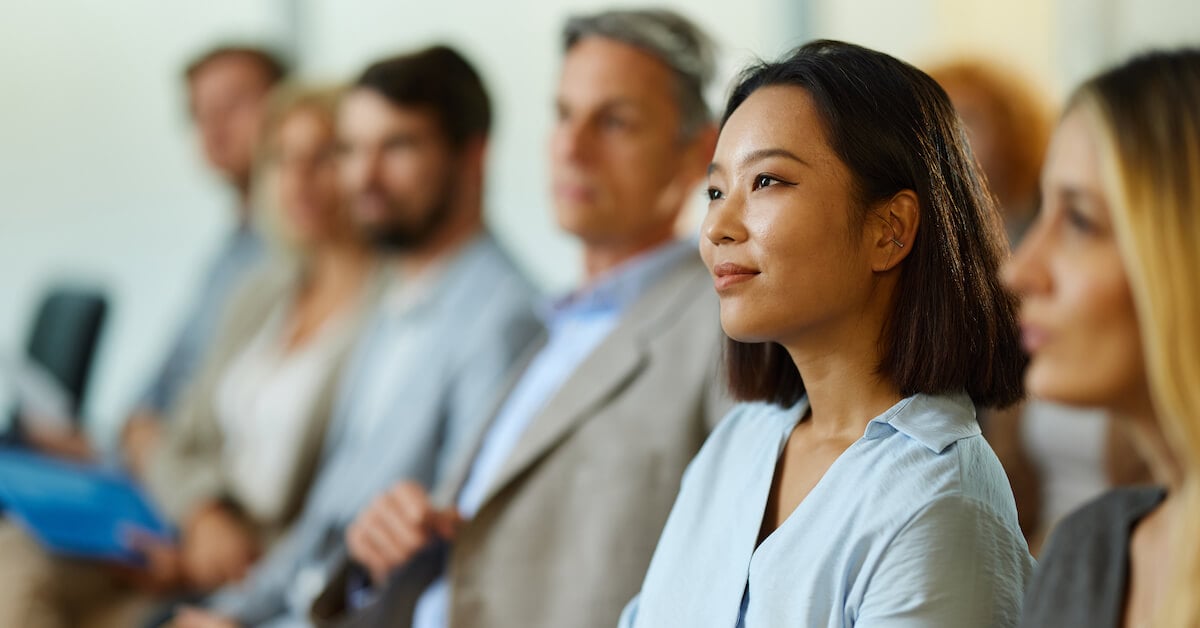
[620,393,1034,627]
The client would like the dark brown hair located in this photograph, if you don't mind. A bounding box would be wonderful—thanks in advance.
[355,45,491,148]
[723,40,1026,409]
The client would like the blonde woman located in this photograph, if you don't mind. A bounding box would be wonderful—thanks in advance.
[138,84,377,591]
[930,60,1153,556]
[1008,49,1200,627]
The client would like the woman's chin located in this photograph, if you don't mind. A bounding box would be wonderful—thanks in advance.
[718,320,774,345]
[1024,363,1105,410]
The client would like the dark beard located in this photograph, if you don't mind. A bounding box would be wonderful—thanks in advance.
[361,178,456,252]
[365,198,452,251]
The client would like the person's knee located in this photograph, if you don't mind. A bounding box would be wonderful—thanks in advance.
[0,521,58,583]
[0,521,68,628]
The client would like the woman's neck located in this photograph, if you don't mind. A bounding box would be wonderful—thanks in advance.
[782,313,903,440]
[1122,413,1184,491]
[309,241,371,295]
[1124,486,1179,628]
[281,242,370,352]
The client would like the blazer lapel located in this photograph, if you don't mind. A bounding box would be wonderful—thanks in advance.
[477,328,648,507]
[433,333,549,506]
[472,253,709,509]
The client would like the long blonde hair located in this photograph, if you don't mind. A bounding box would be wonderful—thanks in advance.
[1073,49,1200,627]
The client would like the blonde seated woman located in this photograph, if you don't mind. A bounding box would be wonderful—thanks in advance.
[0,85,376,628]
[929,60,1152,556]
[1010,49,1200,628]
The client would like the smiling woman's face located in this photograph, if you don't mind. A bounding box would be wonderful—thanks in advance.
[701,85,877,346]
[1003,108,1148,415]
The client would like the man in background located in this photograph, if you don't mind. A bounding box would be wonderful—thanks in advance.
[313,9,730,628]
[25,45,287,469]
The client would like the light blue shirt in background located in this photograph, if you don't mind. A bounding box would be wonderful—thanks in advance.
[620,393,1035,628]
[412,239,696,628]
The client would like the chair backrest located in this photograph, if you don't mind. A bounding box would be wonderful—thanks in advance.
[24,286,109,418]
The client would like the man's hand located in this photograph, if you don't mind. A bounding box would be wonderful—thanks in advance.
[345,482,462,585]
[181,503,260,590]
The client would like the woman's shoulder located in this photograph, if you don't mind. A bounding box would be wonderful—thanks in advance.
[1021,486,1167,626]
[846,394,1020,530]
[203,259,298,343]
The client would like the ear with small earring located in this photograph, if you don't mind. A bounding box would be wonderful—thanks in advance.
[873,211,904,248]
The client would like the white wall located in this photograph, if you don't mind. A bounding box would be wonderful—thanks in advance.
[816,0,1200,107]
[2,0,1197,443]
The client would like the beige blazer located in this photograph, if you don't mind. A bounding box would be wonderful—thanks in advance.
[144,259,377,543]
[315,251,731,628]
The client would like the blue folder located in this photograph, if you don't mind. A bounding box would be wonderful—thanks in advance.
[0,447,173,564]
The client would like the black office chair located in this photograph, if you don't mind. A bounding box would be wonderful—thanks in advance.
[2,285,109,444]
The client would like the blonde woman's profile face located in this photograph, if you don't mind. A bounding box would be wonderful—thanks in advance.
[1003,109,1149,416]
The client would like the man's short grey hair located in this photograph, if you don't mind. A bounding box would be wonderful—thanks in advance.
[564,8,716,139]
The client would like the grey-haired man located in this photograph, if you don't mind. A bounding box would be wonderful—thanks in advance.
[312,9,730,628]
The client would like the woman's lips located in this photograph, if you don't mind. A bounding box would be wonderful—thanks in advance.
[1020,324,1051,354]
[711,262,760,291]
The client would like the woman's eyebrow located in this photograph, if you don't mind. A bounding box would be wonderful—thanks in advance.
[708,147,809,176]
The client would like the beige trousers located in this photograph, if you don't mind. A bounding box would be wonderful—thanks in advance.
[0,521,159,628]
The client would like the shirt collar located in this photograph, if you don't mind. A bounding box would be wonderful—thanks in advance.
[863,392,979,453]
[538,238,695,325]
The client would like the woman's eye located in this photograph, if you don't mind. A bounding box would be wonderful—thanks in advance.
[1064,206,1096,234]
[753,174,779,190]
[706,187,723,201]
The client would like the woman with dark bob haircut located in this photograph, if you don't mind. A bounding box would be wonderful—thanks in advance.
[619,40,1032,626]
